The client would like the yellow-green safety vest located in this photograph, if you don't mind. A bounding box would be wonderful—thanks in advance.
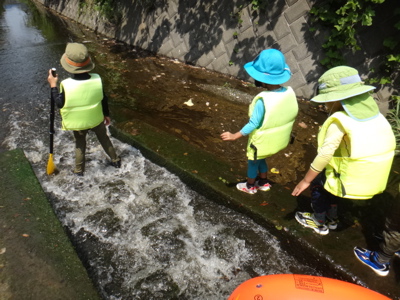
[319,111,396,199]
[246,87,298,160]
[60,73,104,131]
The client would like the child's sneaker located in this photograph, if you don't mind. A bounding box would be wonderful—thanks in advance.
[326,216,338,230]
[255,181,271,191]
[354,247,389,276]
[236,182,257,194]
[295,212,329,235]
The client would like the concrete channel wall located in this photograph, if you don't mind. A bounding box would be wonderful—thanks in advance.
[37,0,397,103]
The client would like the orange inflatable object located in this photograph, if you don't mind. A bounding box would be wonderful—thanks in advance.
[228,274,391,300]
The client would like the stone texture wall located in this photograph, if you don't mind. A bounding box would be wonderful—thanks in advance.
[37,0,396,103]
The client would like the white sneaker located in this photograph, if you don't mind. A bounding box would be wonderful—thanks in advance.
[236,182,257,194]
[255,181,271,191]
[295,212,329,235]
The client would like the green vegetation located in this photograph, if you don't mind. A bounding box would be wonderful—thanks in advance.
[309,0,400,153]
[387,97,400,155]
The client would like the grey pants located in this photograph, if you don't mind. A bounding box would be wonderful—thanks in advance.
[378,188,400,263]
[72,121,119,173]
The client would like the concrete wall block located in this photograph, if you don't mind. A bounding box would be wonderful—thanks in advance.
[253,21,271,38]
[299,82,317,99]
[264,0,288,21]
[286,0,299,5]
[287,71,307,91]
[237,26,256,43]
[211,54,231,73]
[222,27,239,44]
[158,40,175,56]
[170,31,184,48]
[290,17,311,44]
[275,34,297,54]
[359,27,386,57]
[343,49,368,68]
[238,8,254,34]
[273,14,291,40]
[222,39,239,59]
[298,55,324,85]
[226,63,241,77]
[292,42,315,61]
[284,0,310,24]
[197,52,216,68]
[284,51,299,74]
[213,41,228,59]
[41,0,397,100]
[166,1,179,18]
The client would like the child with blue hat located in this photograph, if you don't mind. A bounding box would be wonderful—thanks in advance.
[292,66,396,235]
[221,49,298,194]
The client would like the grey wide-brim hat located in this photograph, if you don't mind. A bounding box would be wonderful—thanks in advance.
[311,66,375,103]
[312,66,379,121]
[60,43,95,74]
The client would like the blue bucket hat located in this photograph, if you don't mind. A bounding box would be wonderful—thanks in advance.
[244,49,291,85]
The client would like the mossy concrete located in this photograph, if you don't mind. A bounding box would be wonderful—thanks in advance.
[0,149,101,300]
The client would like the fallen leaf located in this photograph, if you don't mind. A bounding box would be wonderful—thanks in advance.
[0,248,5,255]
[260,202,269,206]
[184,99,194,106]
[271,168,279,174]
[22,234,29,237]
[298,122,308,128]
[192,170,198,174]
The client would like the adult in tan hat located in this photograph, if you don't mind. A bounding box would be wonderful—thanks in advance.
[292,66,396,235]
[47,42,121,175]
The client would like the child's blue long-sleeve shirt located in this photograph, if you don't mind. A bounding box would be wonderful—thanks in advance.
[240,99,265,136]
[240,88,287,136]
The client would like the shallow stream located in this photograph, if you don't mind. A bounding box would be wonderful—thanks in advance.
[0,1,320,299]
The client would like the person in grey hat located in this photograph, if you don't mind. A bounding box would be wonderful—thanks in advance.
[47,42,121,176]
[292,66,396,235]
[221,49,298,194]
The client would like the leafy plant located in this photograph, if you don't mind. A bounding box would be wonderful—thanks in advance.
[309,0,385,68]
[251,0,269,10]
[387,96,400,155]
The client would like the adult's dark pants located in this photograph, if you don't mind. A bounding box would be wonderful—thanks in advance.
[379,188,400,263]
[72,121,118,173]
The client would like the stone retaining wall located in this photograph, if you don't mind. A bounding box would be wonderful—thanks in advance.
[37,0,396,103]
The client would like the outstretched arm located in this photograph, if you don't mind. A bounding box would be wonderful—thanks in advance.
[220,131,243,141]
[292,168,319,196]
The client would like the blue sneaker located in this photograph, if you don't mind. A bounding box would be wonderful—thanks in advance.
[354,247,389,276]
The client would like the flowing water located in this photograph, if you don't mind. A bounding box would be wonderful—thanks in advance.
[0,1,320,299]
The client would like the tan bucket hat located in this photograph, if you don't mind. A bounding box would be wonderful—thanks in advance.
[60,43,95,74]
